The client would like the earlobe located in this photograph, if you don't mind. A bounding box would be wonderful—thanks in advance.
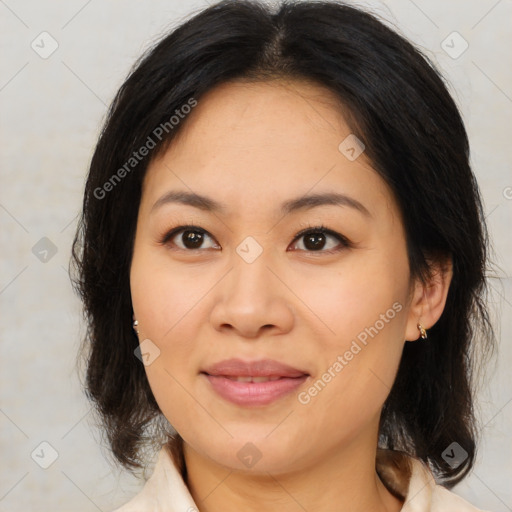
[404,257,453,341]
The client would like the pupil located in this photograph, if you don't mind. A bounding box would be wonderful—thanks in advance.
[183,230,203,248]
[304,232,325,250]
[179,231,327,250]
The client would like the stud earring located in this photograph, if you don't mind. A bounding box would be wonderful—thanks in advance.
[133,319,139,335]
[417,323,427,340]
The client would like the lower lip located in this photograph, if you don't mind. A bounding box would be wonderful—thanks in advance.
[203,373,308,406]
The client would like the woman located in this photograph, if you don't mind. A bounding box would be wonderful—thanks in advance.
[71,0,495,510]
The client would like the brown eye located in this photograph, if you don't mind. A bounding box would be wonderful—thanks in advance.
[302,232,328,251]
[290,226,350,253]
[162,226,220,251]
[161,224,349,254]
[179,230,206,249]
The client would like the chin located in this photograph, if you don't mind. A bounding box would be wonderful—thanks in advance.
[196,433,304,474]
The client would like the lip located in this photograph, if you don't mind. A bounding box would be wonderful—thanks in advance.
[202,358,308,378]
[201,358,310,407]
[203,374,309,406]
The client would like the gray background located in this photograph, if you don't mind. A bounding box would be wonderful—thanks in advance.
[0,0,511,510]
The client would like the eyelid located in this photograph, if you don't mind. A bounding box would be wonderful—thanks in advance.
[160,223,351,253]
[291,224,350,245]
[289,224,352,253]
[161,224,208,244]
[160,224,220,249]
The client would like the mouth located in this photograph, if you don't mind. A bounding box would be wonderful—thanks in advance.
[200,358,309,406]
[201,357,309,378]
[213,375,284,382]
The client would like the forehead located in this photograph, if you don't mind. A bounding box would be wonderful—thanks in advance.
[140,79,397,222]
[165,79,353,159]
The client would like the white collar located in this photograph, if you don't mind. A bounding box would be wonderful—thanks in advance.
[113,445,487,511]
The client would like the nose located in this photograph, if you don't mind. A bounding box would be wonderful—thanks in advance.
[209,248,295,339]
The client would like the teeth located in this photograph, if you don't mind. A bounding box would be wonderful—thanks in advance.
[226,376,282,382]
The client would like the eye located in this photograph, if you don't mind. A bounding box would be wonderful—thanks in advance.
[160,223,351,253]
[289,224,351,254]
[161,225,220,251]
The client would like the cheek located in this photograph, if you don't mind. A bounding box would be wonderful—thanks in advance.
[130,248,203,406]
[290,251,409,350]
[130,255,205,433]
[130,245,209,341]
[291,251,409,413]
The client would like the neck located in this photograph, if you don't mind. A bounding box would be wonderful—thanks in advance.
[180,434,403,512]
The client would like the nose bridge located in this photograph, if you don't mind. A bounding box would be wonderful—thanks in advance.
[229,234,276,302]
[210,234,294,335]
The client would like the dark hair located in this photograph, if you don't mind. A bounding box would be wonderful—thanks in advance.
[71,0,495,487]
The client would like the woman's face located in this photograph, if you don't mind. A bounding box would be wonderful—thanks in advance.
[130,79,423,474]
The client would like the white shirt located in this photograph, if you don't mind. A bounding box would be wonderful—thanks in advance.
[112,445,490,511]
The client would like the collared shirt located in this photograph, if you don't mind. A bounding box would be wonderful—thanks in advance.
[112,445,490,511]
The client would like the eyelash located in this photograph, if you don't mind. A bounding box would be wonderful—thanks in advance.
[159,223,352,255]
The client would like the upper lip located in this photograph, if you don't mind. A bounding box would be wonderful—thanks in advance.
[202,358,309,378]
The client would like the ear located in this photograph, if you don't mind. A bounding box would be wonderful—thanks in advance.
[404,256,453,341]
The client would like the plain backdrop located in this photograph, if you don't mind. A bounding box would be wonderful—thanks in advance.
[0,0,511,510]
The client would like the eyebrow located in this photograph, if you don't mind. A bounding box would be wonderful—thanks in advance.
[150,190,371,217]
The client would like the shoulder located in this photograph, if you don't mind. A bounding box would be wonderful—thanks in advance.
[110,494,156,512]
[108,445,198,512]
[377,448,491,512]
[430,484,491,512]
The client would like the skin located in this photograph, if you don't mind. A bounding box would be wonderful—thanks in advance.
[130,79,452,512]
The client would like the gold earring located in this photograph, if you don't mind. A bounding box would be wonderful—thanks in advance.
[417,323,427,340]
[133,319,139,335]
